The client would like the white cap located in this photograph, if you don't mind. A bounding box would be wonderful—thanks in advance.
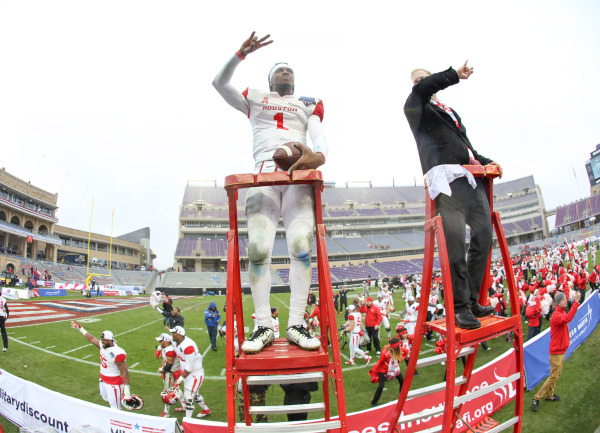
[347,305,355,311]
[169,326,185,336]
[100,330,116,342]
[155,333,172,342]
[408,296,415,302]
[436,304,444,310]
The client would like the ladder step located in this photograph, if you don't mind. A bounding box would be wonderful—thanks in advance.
[397,405,444,424]
[483,416,519,433]
[416,347,475,368]
[407,376,467,399]
[235,420,341,433]
[247,372,324,386]
[249,403,325,415]
[454,373,521,407]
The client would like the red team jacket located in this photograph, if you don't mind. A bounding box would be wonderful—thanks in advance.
[359,304,384,327]
[549,301,579,355]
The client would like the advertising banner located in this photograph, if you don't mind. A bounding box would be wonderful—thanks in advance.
[36,289,67,297]
[524,292,600,390]
[184,349,519,433]
[1,288,17,299]
[0,369,177,433]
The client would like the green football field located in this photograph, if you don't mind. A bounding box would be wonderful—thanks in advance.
[1,289,599,432]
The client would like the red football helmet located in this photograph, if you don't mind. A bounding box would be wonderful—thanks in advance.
[161,386,183,405]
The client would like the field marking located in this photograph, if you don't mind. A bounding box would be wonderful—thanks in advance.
[11,309,60,316]
[10,314,74,323]
[45,346,56,349]
[130,362,139,368]
[82,354,93,359]
[30,341,40,344]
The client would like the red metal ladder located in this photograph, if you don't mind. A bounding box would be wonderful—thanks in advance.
[224,170,348,433]
[386,165,524,433]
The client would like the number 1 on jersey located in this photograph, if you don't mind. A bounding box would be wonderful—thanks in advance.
[274,112,288,130]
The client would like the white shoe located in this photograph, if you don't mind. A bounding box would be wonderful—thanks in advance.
[2,348,5,352]
[365,356,372,365]
[345,360,355,365]
[196,408,211,418]
[286,325,321,350]
[241,327,275,354]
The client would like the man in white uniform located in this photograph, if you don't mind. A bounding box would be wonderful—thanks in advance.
[71,321,132,410]
[373,293,391,337]
[0,293,8,352]
[341,305,371,365]
[155,333,185,417]
[403,296,419,335]
[170,326,211,419]
[213,32,328,354]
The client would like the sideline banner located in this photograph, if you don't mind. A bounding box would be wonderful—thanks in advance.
[524,292,600,390]
[36,289,66,297]
[184,349,519,433]
[1,288,18,299]
[0,369,177,433]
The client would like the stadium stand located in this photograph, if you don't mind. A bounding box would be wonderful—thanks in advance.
[174,176,549,285]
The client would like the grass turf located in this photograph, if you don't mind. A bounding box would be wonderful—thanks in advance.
[1,289,599,432]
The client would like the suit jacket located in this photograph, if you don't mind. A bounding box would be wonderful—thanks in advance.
[404,67,492,175]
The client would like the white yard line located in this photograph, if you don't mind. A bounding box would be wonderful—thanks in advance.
[130,362,139,368]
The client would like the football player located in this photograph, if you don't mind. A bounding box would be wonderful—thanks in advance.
[213,32,328,354]
[71,321,132,410]
[155,333,185,417]
[0,292,8,352]
[341,305,371,365]
[170,326,211,418]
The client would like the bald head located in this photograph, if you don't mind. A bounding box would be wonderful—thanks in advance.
[411,68,432,85]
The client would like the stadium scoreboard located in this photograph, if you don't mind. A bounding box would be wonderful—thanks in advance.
[585,144,600,186]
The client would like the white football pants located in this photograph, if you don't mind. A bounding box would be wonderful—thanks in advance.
[99,380,122,410]
[349,333,366,361]
[246,184,315,329]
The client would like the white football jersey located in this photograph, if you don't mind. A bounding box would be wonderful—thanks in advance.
[174,336,203,373]
[99,345,126,385]
[373,299,387,316]
[161,343,181,372]
[405,302,419,323]
[0,296,7,318]
[348,312,362,333]
[241,88,325,173]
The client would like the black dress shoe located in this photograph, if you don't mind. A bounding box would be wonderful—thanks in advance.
[469,300,495,318]
[455,308,481,329]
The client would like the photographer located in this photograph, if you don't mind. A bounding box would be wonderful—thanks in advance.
[204,302,220,351]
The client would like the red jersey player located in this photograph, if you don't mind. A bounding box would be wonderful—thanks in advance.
[71,321,132,410]
[213,32,328,354]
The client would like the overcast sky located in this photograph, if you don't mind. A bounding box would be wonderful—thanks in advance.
[1,1,599,269]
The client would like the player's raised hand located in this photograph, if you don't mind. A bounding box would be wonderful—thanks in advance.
[456,60,474,79]
[239,31,273,57]
[287,143,325,175]
[71,320,81,330]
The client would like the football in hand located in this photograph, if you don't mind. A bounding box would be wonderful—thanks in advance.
[273,142,303,171]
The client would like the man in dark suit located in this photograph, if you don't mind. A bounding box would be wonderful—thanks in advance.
[404,61,500,329]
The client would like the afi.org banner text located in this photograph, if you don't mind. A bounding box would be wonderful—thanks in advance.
[183,348,518,433]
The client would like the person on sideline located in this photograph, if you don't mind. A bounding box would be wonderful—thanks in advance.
[532,290,581,411]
